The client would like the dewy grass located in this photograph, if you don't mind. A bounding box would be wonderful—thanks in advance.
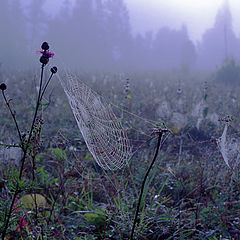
[0,42,57,240]
[1,43,240,239]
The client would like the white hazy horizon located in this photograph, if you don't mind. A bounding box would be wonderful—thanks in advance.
[124,0,240,43]
[23,0,240,43]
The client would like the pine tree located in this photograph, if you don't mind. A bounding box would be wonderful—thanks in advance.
[104,0,133,70]
[153,25,195,69]
[27,0,48,51]
[198,0,240,69]
[9,0,28,67]
[45,0,73,63]
[0,0,10,67]
[0,0,28,68]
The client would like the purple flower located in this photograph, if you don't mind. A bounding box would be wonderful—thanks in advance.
[37,50,55,58]
[37,49,55,65]
[37,42,55,65]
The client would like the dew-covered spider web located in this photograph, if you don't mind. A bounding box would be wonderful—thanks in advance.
[217,124,230,168]
[217,123,240,172]
[59,73,159,170]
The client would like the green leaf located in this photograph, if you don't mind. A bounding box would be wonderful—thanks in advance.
[19,194,47,210]
[49,148,67,160]
[84,211,106,229]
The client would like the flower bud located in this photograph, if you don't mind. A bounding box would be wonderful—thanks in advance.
[40,56,49,65]
[0,83,7,91]
[41,42,49,51]
[50,66,58,74]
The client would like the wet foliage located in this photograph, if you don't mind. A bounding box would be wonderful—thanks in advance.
[1,68,240,239]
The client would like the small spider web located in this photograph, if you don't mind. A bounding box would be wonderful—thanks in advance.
[59,73,133,170]
[217,124,230,168]
[217,124,240,171]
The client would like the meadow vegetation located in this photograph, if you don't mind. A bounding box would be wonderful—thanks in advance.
[0,64,240,239]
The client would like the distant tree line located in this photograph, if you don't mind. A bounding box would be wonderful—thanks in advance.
[0,0,239,70]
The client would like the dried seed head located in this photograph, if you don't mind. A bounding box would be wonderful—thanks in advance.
[0,83,7,91]
[41,42,49,51]
[51,66,58,74]
[40,55,49,65]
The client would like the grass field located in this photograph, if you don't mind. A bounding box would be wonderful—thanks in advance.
[0,66,240,239]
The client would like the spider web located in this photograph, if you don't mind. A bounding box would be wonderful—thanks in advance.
[217,124,230,168]
[217,124,240,171]
[59,73,133,170]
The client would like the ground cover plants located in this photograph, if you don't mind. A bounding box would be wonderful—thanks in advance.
[0,45,240,239]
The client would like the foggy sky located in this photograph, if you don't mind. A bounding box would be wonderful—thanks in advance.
[3,0,240,70]
[36,0,240,43]
[125,0,240,42]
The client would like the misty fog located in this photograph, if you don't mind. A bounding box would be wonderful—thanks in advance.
[0,0,239,71]
[2,1,240,239]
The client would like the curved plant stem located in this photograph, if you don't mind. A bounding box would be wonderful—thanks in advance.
[1,64,45,240]
[40,72,54,101]
[130,131,164,240]
[1,91,22,143]
[19,64,44,179]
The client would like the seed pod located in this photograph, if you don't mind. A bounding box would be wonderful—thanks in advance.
[40,56,49,65]
[41,42,49,51]
[51,66,58,74]
[0,83,7,91]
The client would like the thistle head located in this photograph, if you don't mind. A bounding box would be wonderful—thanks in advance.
[0,83,7,91]
[38,42,54,65]
[50,66,58,74]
